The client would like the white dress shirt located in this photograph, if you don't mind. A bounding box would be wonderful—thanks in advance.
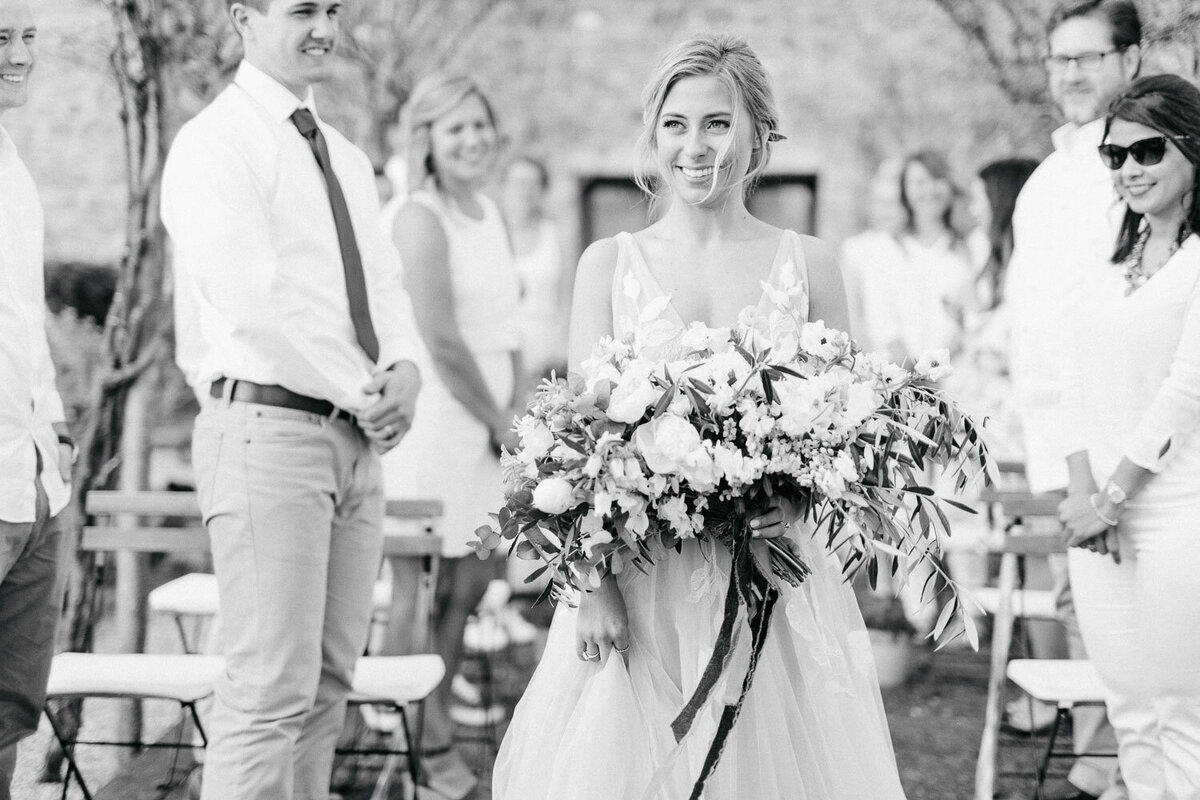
[0,124,68,523]
[1005,119,1123,492]
[162,61,423,411]
[1062,235,1200,508]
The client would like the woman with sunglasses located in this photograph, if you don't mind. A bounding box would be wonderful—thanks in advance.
[1057,73,1200,799]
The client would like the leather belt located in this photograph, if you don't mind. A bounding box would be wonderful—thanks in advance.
[210,378,355,423]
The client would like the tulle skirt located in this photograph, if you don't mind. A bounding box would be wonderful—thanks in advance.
[493,528,908,799]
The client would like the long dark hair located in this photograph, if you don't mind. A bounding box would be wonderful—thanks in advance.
[977,158,1038,309]
[1104,74,1200,263]
[898,150,959,237]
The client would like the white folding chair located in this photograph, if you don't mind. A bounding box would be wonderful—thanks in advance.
[42,653,224,800]
[1006,659,1114,796]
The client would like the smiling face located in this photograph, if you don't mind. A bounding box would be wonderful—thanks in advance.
[1047,14,1137,126]
[654,74,755,207]
[233,0,341,98]
[1107,117,1196,222]
[0,0,35,115]
[428,92,498,189]
[901,159,953,227]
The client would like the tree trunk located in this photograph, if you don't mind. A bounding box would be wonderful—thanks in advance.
[43,0,170,780]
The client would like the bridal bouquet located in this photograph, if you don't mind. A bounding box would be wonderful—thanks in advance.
[473,286,990,796]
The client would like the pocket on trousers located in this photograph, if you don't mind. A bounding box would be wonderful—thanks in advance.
[243,406,327,444]
[191,428,225,522]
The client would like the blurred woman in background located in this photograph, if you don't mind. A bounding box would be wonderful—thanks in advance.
[1058,73,1200,799]
[856,151,975,366]
[500,155,571,383]
[382,72,523,800]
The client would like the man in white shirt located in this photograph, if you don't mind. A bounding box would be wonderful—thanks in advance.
[1005,2,1140,798]
[161,1,423,797]
[0,3,75,798]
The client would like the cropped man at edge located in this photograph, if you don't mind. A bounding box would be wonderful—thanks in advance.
[161,1,423,797]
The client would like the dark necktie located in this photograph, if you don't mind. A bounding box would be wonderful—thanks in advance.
[291,107,381,363]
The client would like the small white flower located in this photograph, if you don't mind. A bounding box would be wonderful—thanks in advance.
[915,349,953,381]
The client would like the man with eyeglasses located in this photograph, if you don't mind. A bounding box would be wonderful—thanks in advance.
[1005,2,1141,799]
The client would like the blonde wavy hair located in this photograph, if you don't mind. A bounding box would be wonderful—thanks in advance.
[635,34,784,208]
[398,73,498,193]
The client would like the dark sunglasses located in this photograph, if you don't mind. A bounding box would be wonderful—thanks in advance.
[1098,135,1190,169]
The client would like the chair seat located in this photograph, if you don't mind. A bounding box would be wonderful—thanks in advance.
[148,573,219,617]
[969,587,1058,619]
[47,653,224,703]
[349,655,445,705]
[1006,659,1106,709]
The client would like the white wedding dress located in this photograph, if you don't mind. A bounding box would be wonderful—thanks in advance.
[492,231,908,800]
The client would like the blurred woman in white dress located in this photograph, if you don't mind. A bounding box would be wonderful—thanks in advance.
[1058,74,1200,800]
[494,34,907,800]
[501,155,571,381]
[381,73,522,799]
[854,151,974,365]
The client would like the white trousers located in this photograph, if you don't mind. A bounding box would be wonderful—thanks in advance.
[193,401,383,800]
[1069,506,1200,800]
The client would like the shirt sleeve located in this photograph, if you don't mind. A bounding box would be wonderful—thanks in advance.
[34,306,66,426]
[162,124,375,409]
[1125,263,1200,471]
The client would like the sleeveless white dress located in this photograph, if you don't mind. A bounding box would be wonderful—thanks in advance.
[493,231,908,800]
[381,190,521,556]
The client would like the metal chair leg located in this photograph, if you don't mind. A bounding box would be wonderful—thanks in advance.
[1030,708,1068,800]
[43,703,94,800]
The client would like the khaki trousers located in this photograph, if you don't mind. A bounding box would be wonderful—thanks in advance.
[193,401,383,800]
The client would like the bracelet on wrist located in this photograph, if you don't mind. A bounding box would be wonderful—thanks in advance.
[1089,493,1119,526]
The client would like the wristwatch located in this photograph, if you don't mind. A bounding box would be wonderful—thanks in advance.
[1102,480,1127,508]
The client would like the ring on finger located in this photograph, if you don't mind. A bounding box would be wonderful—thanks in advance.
[614,643,629,654]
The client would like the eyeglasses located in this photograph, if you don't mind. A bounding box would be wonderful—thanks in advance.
[1098,135,1189,169]
[1042,49,1122,73]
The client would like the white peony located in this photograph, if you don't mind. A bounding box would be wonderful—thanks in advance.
[607,360,660,424]
[532,476,576,514]
[633,414,704,475]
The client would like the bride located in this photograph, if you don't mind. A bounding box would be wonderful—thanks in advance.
[492,34,908,800]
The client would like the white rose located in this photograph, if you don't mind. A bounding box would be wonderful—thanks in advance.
[679,446,718,493]
[633,413,703,475]
[532,476,576,514]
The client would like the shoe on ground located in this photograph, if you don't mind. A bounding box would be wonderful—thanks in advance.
[449,702,506,727]
[500,604,539,645]
[463,613,509,652]
[451,673,483,705]
[420,748,478,800]
[1002,695,1058,735]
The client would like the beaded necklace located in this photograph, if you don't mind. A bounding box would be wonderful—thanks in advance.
[1121,222,1191,295]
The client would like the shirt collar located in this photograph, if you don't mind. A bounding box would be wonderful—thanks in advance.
[1052,117,1106,157]
[233,60,319,125]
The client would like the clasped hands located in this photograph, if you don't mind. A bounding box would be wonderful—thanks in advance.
[356,361,421,454]
[1057,489,1121,564]
[575,501,799,663]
